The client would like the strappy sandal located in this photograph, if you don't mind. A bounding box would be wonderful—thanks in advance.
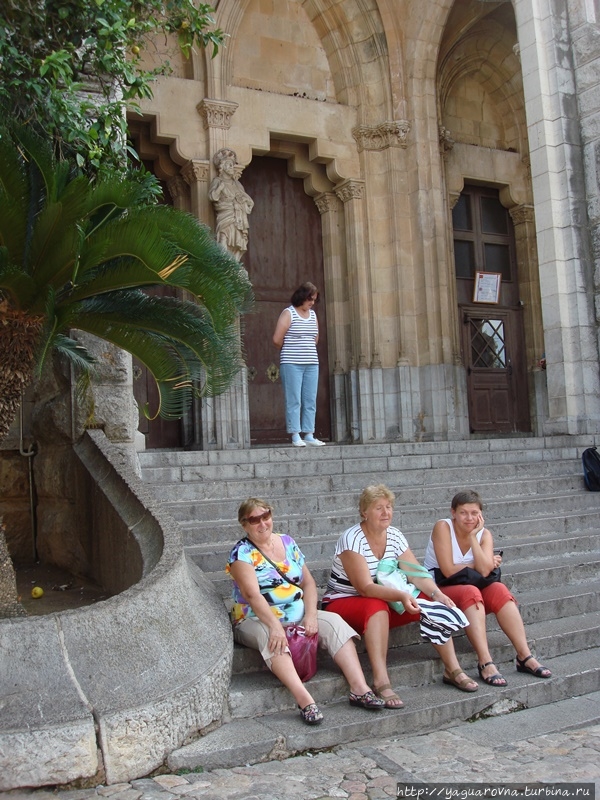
[349,690,385,710]
[478,661,507,687]
[374,683,405,708]
[442,668,478,692]
[516,655,552,679]
[299,702,324,725]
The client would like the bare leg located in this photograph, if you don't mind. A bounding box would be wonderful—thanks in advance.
[269,652,315,708]
[333,639,372,696]
[461,602,502,682]
[432,638,478,691]
[495,600,546,670]
[362,609,403,705]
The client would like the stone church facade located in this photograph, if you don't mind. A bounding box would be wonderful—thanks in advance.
[130,0,600,450]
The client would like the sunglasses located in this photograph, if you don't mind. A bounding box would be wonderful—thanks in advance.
[243,509,272,526]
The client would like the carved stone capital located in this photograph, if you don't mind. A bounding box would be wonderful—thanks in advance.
[181,160,210,186]
[166,175,188,200]
[439,126,455,158]
[335,180,365,203]
[197,98,239,130]
[509,204,535,226]
[449,192,461,210]
[314,192,338,215]
[352,120,411,152]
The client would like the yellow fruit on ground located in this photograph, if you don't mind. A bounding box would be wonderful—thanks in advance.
[31,586,44,599]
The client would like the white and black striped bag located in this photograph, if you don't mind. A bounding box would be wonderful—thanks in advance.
[376,558,469,644]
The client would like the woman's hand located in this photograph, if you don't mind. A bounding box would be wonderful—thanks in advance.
[434,591,456,608]
[301,611,319,637]
[268,623,289,657]
[493,552,503,568]
[400,592,420,614]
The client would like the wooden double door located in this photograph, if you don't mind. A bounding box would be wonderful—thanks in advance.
[241,156,331,445]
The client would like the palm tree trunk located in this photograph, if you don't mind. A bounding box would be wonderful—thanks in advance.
[0,304,43,444]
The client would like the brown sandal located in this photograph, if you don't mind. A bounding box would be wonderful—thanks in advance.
[442,668,478,693]
[374,682,404,708]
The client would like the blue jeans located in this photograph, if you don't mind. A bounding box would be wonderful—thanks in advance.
[279,363,319,434]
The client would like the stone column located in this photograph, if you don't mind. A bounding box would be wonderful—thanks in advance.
[334,179,384,442]
[515,0,600,434]
[190,99,250,449]
[315,192,348,442]
[181,160,210,224]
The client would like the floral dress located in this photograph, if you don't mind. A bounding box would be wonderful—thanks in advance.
[226,534,306,626]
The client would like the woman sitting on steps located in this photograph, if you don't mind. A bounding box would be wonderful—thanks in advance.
[423,489,552,686]
[226,497,385,725]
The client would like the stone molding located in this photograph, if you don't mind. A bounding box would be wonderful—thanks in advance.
[509,204,535,225]
[166,175,188,200]
[182,159,210,185]
[314,192,338,214]
[197,98,239,130]
[439,126,455,158]
[335,179,365,203]
[352,120,411,152]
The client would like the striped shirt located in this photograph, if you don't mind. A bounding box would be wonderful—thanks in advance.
[279,306,319,365]
[323,524,410,602]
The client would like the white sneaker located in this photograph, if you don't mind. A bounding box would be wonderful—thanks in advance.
[304,436,325,446]
[292,436,306,447]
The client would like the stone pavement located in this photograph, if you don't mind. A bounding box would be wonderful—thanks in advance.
[4,694,600,800]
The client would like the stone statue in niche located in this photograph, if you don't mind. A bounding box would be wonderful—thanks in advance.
[209,148,254,262]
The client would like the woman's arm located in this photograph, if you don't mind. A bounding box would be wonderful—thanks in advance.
[298,565,319,636]
[431,518,496,577]
[229,560,288,654]
[466,513,497,575]
[339,550,420,613]
[398,548,456,608]
[273,308,292,349]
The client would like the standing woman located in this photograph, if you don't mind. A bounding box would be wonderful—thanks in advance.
[273,282,325,447]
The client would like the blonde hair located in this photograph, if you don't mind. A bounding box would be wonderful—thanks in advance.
[237,497,273,524]
[359,484,395,516]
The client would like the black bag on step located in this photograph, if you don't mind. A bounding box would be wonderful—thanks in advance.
[582,446,600,491]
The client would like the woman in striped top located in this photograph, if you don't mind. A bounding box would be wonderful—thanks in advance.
[273,282,325,447]
[322,484,478,707]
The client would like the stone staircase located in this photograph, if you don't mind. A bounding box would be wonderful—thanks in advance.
[138,435,600,772]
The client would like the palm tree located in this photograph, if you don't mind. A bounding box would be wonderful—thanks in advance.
[0,125,253,444]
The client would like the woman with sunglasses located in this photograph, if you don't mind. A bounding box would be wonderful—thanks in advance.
[226,498,385,725]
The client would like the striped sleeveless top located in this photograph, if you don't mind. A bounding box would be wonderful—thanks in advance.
[279,306,319,365]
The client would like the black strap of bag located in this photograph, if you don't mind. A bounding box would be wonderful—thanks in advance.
[242,536,298,588]
[433,565,501,590]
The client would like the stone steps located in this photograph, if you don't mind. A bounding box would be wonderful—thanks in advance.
[167,647,600,773]
[139,435,600,772]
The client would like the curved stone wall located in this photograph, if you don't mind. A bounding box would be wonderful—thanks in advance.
[0,430,233,789]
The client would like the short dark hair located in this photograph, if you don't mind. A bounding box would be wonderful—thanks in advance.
[291,282,318,307]
[451,490,483,510]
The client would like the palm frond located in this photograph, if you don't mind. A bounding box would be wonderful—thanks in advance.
[66,291,244,397]
[0,259,38,308]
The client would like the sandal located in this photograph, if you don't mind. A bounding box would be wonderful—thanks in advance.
[442,668,479,693]
[349,690,385,710]
[478,661,508,687]
[299,702,324,725]
[516,655,552,679]
[374,683,405,708]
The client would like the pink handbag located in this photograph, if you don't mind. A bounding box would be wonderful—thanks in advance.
[285,625,318,682]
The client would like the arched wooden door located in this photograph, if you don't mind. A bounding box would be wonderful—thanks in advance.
[241,156,331,445]
[453,185,530,433]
